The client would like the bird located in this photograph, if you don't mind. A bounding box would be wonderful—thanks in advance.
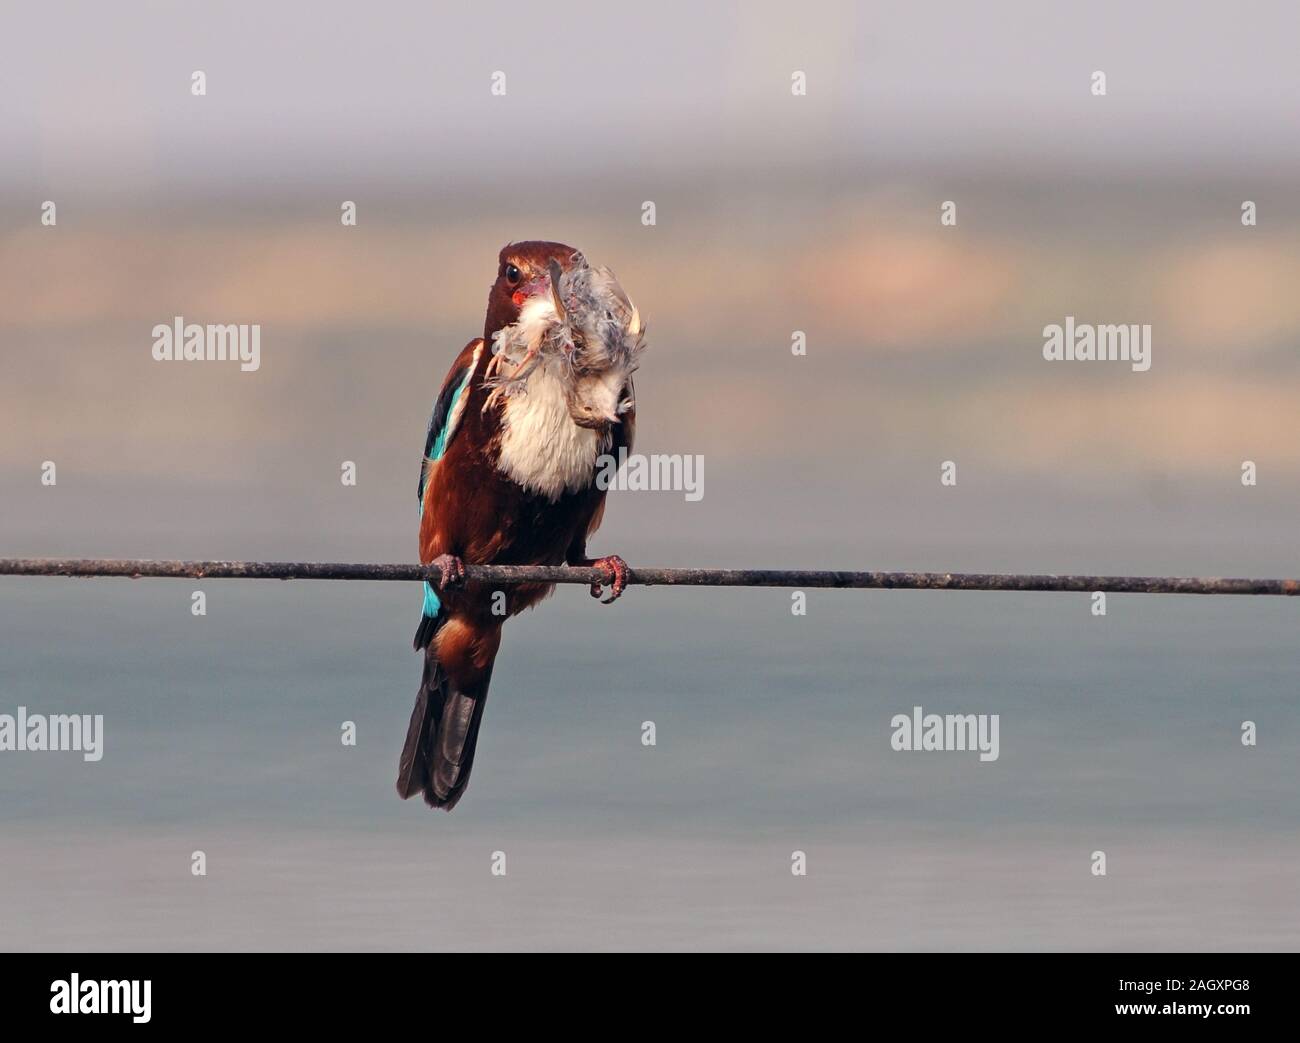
[397,241,645,811]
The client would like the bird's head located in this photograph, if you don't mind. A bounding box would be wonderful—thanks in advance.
[484,240,578,344]
[484,241,644,432]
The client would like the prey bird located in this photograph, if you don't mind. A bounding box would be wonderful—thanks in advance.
[397,241,645,810]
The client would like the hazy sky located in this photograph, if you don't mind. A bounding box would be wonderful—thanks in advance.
[3,0,1299,201]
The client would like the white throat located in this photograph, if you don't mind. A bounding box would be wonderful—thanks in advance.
[495,364,607,501]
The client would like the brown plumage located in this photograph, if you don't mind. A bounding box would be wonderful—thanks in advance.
[397,241,639,810]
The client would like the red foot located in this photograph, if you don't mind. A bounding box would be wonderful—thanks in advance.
[430,554,466,589]
[585,554,630,604]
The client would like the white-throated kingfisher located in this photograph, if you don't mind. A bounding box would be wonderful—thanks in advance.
[397,241,644,811]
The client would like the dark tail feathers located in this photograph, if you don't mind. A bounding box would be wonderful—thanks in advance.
[397,639,492,811]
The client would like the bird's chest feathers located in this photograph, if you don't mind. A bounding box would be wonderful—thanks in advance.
[494,368,607,501]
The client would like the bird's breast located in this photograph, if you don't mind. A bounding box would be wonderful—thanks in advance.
[494,367,610,501]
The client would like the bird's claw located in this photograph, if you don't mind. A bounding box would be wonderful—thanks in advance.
[431,554,466,590]
[588,555,629,604]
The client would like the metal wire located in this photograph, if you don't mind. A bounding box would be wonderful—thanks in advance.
[1,558,1297,595]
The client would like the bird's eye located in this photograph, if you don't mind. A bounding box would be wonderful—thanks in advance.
[504,263,522,287]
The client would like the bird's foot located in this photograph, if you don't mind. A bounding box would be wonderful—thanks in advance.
[430,554,466,590]
[584,554,630,604]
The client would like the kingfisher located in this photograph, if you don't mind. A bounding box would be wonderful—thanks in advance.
[397,241,644,811]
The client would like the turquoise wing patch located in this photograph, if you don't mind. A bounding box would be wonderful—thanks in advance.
[418,366,473,619]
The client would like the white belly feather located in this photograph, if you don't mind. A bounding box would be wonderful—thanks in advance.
[495,366,607,501]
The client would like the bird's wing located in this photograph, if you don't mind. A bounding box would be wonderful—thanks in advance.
[418,339,484,508]
[415,339,484,642]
